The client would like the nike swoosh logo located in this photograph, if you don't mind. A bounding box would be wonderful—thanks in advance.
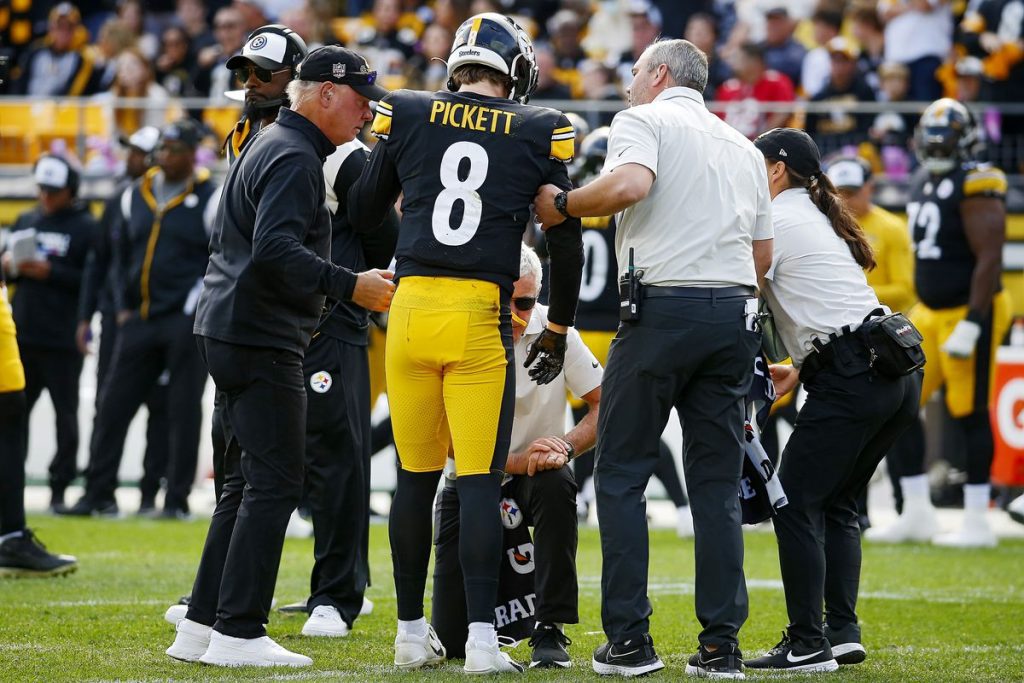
[609,648,640,660]
[617,146,632,157]
[592,361,599,368]
[787,650,822,663]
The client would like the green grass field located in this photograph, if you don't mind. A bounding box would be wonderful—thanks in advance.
[1,516,1022,682]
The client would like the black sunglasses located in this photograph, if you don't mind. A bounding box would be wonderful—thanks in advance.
[512,296,537,311]
[233,65,290,84]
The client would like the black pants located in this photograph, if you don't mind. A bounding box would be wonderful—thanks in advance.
[186,337,306,638]
[596,294,758,646]
[434,466,579,625]
[84,313,207,511]
[775,344,922,647]
[303,335,372,626]
[20,345,82,497]
[0,391,28,535]
[97,310,171,504]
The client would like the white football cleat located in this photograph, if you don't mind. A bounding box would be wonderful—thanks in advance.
[933,510,997,548]
[464,635,525,674]
[199,630,312,667]
[165,618,211,662]
[394,624,446,670]
[285,510,314,539]
[360,597,374,616]
[164,603,188,626]
[301,605,350,637]
[865,498,938,543]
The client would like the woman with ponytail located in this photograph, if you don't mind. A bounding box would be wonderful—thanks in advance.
[743,129,922,674]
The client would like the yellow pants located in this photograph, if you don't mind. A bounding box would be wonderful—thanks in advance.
[386,276,514,476]
[912,290,1013,417]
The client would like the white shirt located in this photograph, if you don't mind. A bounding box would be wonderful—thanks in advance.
[510,304,602,454]
[761,188,883,367]
[603,87,773,289]
[882,2,952,63]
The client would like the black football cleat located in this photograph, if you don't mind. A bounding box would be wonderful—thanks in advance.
[529,622,571,669]
[0,529,78,578]
[744,632,838,674]
[593,633,664,676]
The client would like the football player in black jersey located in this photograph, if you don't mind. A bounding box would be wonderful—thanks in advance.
[348,12,584,674]
[567,126,694,537]
[868,99,1010,548]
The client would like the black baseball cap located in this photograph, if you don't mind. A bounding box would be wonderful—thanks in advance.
[296,45,389,101]
[754,128,822,178]
[159,119,203,150]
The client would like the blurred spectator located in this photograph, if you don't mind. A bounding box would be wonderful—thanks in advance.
[91,18,137,92]
[955,56,986,103]
[234,0,272,33]
[879,0,952,101]
[716,41,795,139]
[616,1,662,89]
[176,0,214,52]
[959,0,1024,104]
[547,8,586,96]
[850,4,886,95]
[403,22,452,91]
[117,0,158,60]
[801,6,843,99]
[1,154,94,512]
[868,61,914,160]
[279,5,330,48]
[155,25,196,97]
[761,6,805,90]
[685,12,731,100]
[580,0,632,63]
[101,47,172,135]
[532,43,573,101]
[649,0,712,38]
[193,5,246,101]
[806,37,877,150]
[578,58,620,126]
[432,0,473,32]
[354,0,418,81]
[10,3,100,97]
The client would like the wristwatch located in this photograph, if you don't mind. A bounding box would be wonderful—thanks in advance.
[563,439,576,462]
[554,190,573,219]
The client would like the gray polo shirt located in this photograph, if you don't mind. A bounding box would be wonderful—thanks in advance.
[603,87,773,288]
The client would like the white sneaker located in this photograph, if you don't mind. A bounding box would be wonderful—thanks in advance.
[360,597,374,616]
[285,510,314,539]
[933,510,998,548]
[1008,493,1024,525]
[865,499,938,543]
[301,605,350,637]
[199,630,312,667]
[464,635,525,674]
[394,624,446,670]
[676,505,694,538]
[165,618,211,662]
[164,603,188,626]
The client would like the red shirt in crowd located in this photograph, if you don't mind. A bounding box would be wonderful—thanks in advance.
[716,70,795,139]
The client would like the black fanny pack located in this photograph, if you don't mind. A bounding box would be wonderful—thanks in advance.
[859,309,926,377]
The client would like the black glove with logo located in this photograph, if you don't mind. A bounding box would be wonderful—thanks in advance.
[524,328,568,385]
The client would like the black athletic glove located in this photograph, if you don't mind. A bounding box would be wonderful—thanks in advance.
[524,328,568,385]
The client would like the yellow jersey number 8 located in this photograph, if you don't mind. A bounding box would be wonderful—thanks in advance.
[432,141,489,246]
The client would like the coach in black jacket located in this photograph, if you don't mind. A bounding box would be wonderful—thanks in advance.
[167,46,394,668]
[1,154,93,511]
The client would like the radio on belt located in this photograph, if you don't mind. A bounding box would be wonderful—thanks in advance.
[619,247,643,322]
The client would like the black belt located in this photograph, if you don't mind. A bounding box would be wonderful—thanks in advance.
[642,285,755,300]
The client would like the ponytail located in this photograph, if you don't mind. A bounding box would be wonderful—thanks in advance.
[784,167,876,271]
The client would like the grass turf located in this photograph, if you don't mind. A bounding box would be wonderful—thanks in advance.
[1,516,1022,682]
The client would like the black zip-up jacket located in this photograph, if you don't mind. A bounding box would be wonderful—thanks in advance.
[194,108,359,354]
[117,167,218,319]
[79,175,132,321]
[7,203,95,350]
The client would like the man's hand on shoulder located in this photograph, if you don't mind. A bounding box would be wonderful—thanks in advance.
[351,269,395,312]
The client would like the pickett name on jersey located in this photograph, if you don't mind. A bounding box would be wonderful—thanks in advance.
[429,99,516,135]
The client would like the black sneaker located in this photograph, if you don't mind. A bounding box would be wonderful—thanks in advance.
[0,529,78,578]
[278,599,309,614]
[529,622,571,669]
[824,622,866,665]
[592,633,664,676]
[57,497,119,517]
[685,643,745,679]
[744,632,838,674]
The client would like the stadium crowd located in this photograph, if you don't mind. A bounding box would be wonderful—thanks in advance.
[1,0,1024,679]
[1,0,1023,173]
